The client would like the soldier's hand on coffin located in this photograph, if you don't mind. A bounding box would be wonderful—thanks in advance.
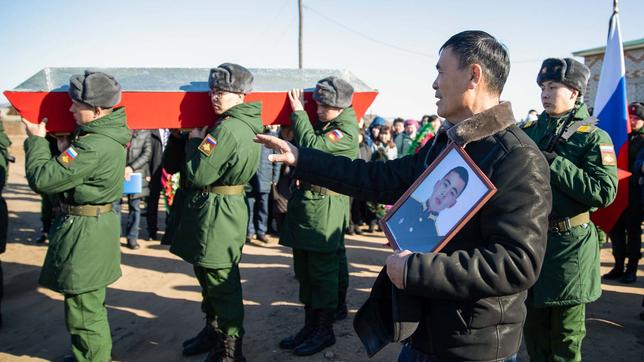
[189,126,208,140]
[21,117,47,138]
[386,250,413,289]
[56,135,71,153]
[254,134,299,166]
[288,89,305,112]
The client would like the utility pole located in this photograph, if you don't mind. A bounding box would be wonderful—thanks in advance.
[298,0,303,69]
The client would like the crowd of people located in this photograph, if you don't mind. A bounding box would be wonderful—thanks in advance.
[0,29,641,362]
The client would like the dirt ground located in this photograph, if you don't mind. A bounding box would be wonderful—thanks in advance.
[0,132,642,362]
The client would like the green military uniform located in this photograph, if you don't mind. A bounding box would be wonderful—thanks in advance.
[24,106,130,362]
[522,103,618,361]
[281,107,359,309]
[389,199,440,253]
[0,119,12,327]
[170,101,263,339]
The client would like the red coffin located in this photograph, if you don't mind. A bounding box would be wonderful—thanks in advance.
[4,68,378,133]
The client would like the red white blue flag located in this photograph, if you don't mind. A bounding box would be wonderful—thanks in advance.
[591,6,631,232]
[594,8,629,168]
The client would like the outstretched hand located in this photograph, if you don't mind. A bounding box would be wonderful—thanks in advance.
[254,134,299,167]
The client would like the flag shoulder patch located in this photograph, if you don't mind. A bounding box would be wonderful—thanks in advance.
[599,144,617,166]
[326,129,345,143]
[57,146,79,168]
[198,134,218,156]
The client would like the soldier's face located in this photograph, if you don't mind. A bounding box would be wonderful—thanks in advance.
[210,88,244,115]
[432,47,471,122]
[540,81,578,117]
[69,101,97,125]
[427,171,466,212]
[316,102,342,121]
[629,114,644,131]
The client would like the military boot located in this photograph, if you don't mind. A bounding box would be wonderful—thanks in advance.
[183,317,215,347]
[603,257,624,280]
[293,309,336,356]
[620,259,638,284]
[203,335,245,362]
[279,307,316,349]
[183,319,222,356]
[335,289,348,321]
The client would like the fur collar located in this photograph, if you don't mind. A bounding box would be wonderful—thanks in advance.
[446,101,516,147]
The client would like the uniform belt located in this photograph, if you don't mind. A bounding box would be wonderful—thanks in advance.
[548,212,590,233]
[300,182,340,196]
[205,185,245,195]
[59,203,112,217]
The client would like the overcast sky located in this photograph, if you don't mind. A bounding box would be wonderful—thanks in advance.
[1,0,642,121]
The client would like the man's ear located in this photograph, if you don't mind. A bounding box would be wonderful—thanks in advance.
[570,88,579,101]
[468,63,483,90]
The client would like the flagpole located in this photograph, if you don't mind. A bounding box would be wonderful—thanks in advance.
[613,0,618,13]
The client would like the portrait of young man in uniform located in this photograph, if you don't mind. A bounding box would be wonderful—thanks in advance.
[388,166,469,252]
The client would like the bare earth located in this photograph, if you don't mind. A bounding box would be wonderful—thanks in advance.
[0,133,642,362]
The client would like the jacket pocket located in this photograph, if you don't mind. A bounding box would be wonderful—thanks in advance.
[176,191,214,251]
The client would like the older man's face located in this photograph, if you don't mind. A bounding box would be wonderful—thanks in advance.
[432,47,471,121]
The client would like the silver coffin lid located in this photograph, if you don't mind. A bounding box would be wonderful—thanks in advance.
[12,67,375,92]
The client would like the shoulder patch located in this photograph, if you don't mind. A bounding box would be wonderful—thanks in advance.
[576,125,595,133]
[57,146,78,168]
[599,144,617,166]
[521,120,536,129]
[198,134,218,156]
[326,129,344,143]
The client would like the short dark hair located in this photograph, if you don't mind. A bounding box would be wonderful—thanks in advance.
[446,166,469,196]
[440,30,510,95]
[393,117,405,125]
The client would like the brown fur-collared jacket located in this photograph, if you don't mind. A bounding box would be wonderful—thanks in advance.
[293,102,552,361]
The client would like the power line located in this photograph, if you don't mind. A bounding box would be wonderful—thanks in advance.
[303,5,435,59]
[303,5,544,65]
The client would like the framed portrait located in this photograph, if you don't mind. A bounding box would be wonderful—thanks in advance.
[381,142,497,253]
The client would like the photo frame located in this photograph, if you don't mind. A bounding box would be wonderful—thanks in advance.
[381,142,497,253]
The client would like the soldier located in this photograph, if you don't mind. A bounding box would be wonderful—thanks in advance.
[389,166,468,252]
[0,116,12,328]
[22,71,130,362]
[522,58,618,361]
[278,77,359,356]
[604,102,644,283]
[170,63,263,362]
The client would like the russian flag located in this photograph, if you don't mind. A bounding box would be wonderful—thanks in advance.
[590,8,631,232]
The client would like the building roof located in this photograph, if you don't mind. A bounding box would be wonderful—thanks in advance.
[573,38,644,57]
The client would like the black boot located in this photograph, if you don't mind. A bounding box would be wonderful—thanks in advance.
[203,335,245,362]
[603,257,625,280]
[620,259,638,284]
[183,320,221,356]
[335,289,348,321]
[293,309,336,356]
[279,307,316,349]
